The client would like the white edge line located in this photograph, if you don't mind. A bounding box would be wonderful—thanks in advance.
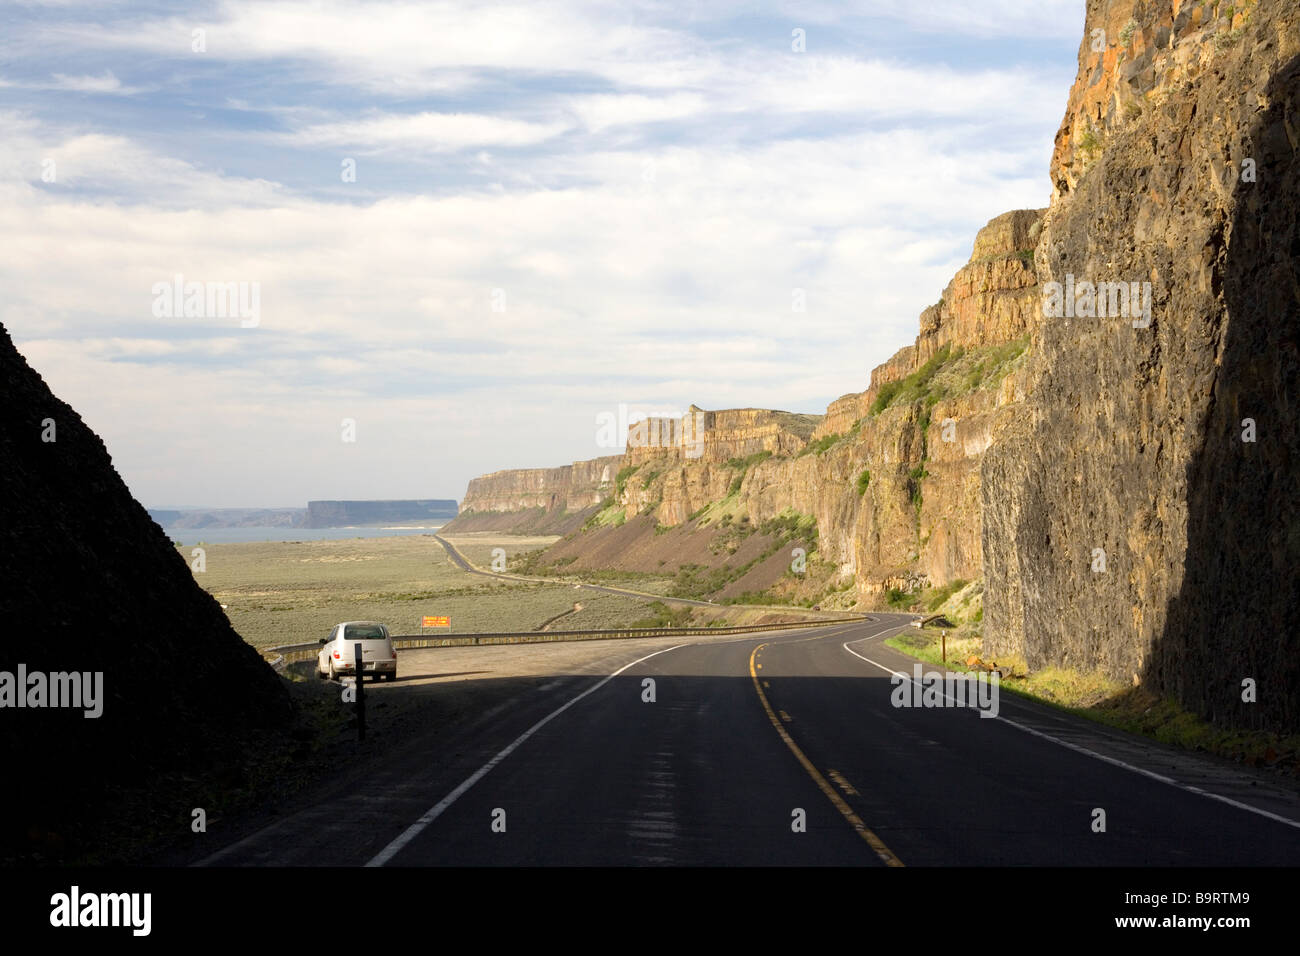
[198,624,848,867]
[200,634,754,867]
[841,637,1300,833]
[363,642,690,867]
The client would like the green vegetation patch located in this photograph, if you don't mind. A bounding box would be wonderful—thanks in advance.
[582,498,627,530]
[961,337,1028,393]
[711,450,778,498]
[798,432,843,457]
[688,493,750,528]
[759,509,818,547]
[870,338,1030,419]
[628,600,696,629]
[870,344,957,416]
[615,465,640,497]
[907,464,929,513]
[721,589,786,606]
[725,449,773,471]
[884,586,917,610]
[923,578,969,612]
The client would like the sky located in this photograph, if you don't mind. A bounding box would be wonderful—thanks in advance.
[1,0,1085,508]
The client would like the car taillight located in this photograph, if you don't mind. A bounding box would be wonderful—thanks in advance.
[333,652,340,659]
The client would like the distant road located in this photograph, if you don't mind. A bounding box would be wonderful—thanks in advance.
[433,533,717,608]
[199,614,1300,866]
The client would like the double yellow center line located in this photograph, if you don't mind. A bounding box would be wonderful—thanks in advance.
[749,640,903,867]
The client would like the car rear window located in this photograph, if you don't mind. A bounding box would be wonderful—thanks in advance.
[344,624,387,640]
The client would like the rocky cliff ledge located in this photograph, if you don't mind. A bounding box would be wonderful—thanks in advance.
[443,455,623,534]
[983,0,1299,731]
[454,207,1043,596]
[445,0,1299,732]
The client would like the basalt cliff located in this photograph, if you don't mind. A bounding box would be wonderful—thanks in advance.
[446,207,1044,602]
[983,0,1299,731]
[446,0,1299,732]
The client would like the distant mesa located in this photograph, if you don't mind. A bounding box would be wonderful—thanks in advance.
[147,507,304,529]
[147,499,460,529]
[304,499,458,528]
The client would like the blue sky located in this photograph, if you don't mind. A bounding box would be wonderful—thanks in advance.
[1,0,1085,507]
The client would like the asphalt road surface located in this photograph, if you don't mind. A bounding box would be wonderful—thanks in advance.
[199,615,1300,866]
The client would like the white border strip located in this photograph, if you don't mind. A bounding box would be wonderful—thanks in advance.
[364,643,689,866]
[842,639,1300,832]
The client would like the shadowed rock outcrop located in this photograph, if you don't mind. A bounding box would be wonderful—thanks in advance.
[0,322,292,861]
[982,0,1299,731]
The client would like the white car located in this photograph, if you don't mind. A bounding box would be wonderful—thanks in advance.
[318,621,397,681]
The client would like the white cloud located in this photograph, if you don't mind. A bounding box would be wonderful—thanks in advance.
[49,69,140,93]
[3,110,1050,505]
[0,0,1077,506]
[285,112,571,152]
[0,70,151,95]
[770,0,1086,39]
[737,55,1059,120]
[870,0,1086,39]
[40,1,690,94]
[0,111,284,205]
[568,93,709,133]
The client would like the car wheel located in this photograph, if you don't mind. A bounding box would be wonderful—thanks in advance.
[329,659,338,681]
[389,672,397,682]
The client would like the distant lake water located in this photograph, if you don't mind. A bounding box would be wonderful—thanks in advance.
[164,525,446,544]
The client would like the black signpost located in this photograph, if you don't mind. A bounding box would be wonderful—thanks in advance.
[354,642,366,742]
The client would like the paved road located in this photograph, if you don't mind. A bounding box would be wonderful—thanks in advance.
[199,615,1300,866]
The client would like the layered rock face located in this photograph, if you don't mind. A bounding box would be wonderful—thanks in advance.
[811,209,1042,442]
[620,407,822,525]
[607,208,1040,594]
[450,3,1298,733]
[624,406,821,466]
[459,455,622,512]
[983,0,1299,730]
[443,455,623,533]
[457,208,1043,594]
[0,322,292,860]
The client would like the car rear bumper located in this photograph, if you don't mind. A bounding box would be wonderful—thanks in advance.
[333,660,396,673]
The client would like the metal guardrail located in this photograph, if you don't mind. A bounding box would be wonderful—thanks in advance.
[261,616,869,672]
